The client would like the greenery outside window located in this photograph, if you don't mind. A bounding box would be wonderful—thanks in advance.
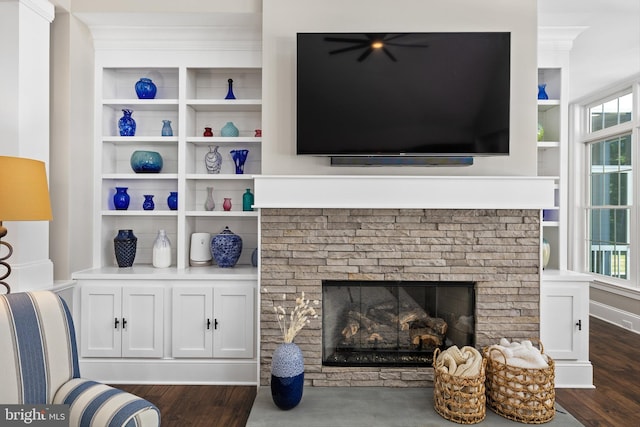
[582,88,637,286]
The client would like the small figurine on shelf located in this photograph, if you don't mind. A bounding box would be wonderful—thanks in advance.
[203,127,213,137]
[254,129,262,137]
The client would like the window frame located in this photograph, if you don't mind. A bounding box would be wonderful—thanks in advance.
[573,81,640,292]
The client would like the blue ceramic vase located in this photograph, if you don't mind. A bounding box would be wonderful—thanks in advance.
[130,150,163,173]
[167,192,178,210]
[113,187,130,210]
[221,121,239,137]
[271,342,304,410]
[113,229,137,268]
[230,149,249,174]
[118,109,136,136]
[211,226,242,268]
[135,77,157,99]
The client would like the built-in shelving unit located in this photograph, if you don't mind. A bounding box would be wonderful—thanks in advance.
[537,67,566,271]
[93,66,261,271]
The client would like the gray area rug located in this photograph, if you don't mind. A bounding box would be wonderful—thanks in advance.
[246,387,583,427]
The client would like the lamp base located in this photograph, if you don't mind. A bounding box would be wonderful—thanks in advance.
[0,222,13,293]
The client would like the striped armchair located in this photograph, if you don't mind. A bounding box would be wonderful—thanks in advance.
[0,291,160,426]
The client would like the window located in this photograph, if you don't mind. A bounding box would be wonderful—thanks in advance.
[581,88,638,286]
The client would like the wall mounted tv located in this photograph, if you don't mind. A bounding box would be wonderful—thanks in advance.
[296,32,511,158]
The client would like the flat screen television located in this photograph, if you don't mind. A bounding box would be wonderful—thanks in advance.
[296,32,511,157]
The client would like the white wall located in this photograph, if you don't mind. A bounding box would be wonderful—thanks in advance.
[262,0,538,176]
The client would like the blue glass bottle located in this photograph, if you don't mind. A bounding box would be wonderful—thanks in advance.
[242,188,254,211]
[537,84,549,100]
[225,78,236,99]
[161,120,173,136]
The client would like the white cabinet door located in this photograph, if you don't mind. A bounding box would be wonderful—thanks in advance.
[172,287,214,358]
[81,286,122,357]
[121,287,164,358]
[213,286,255,358]
[81,285,164,358]
[540,280,589,360]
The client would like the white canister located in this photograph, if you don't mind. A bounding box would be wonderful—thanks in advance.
[190,232,212,266]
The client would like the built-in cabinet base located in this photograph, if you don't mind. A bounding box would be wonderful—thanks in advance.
[541,269,594,388]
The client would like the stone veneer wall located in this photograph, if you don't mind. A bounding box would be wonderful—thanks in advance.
[260,208,541,387]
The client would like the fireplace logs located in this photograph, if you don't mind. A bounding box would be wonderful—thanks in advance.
[339,301,448,352]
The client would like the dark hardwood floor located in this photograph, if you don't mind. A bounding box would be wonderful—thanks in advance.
[118,316,639,426]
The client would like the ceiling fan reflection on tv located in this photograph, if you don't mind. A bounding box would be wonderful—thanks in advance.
[324,33,429,62]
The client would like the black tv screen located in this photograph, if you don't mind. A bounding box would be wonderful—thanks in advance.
[296,32,511,157]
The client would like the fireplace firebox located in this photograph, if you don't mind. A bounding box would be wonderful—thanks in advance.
[322,281,475,367]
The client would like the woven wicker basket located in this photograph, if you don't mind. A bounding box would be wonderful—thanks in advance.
[433,348,487,424]
[483,340,555,424]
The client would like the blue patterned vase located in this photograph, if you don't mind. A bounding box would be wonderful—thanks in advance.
[142,195,155,210]
[113,187,130,210]
[135,77,157,99]
[113,229,137,268]
[271,342,304,410]
[230,149,249,174]
[220,121,239,137]
[118,109,136,136]
[211,226,242,268]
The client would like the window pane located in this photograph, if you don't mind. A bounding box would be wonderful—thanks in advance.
[619,93,633,124]
[588,91,632,133]
[590,104,604,132]
[588,208,631,279]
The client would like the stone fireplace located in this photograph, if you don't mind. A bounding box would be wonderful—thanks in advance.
[259,207,541,387]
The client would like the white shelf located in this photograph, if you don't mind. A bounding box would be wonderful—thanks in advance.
[101,210,178,216]
[185,210,259,217]
[185,174,254,180]
[103,173,179,180]
[188,137,261,144]
[186,99,261,112]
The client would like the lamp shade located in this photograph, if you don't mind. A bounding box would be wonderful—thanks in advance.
[0,156,53,221]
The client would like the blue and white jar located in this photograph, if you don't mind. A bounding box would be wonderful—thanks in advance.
[210,226,242,268]
[271,342,304,410]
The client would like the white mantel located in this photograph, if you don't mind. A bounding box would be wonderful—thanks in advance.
[253,175,555,209]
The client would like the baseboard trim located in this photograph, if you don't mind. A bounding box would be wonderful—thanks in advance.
[553,361,594,388]
[79,358,258,385]
[590,300,640,334]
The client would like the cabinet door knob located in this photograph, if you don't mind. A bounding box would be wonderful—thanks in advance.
[575,319,582,331]
[207,318,211,330]
[114,318,120,329]
[122,318,127,329]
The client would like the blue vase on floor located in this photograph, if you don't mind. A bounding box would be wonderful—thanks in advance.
[113,187,130,210]
[118,109,136,136]
[271,342,304,410]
